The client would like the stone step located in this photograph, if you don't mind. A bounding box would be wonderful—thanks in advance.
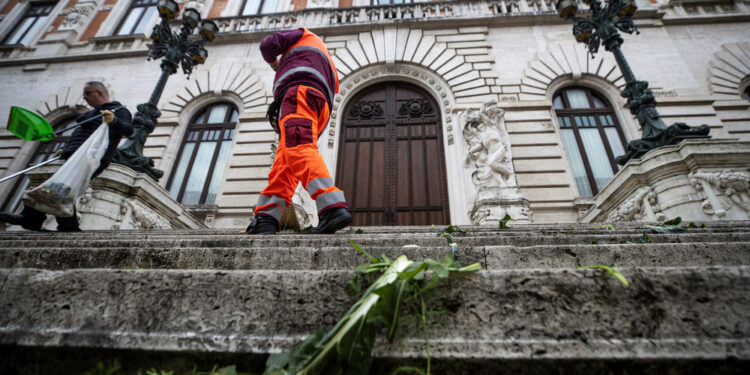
[2,242,749,270]
[2,230,750,250]
[1,266,748,373]
[2,220,750,239]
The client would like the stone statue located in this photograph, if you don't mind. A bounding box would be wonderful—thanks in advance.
[462,100,515,187]
[461,101,532,225]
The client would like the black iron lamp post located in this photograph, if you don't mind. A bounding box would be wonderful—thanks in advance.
[113,0,218,180]
[556,0,710,165]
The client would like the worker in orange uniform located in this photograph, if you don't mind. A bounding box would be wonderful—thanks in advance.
[246,28,352,235]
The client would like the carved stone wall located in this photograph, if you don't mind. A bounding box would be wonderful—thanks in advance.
[7,164,206,231]
[581,139,750,223]
[689,169,750,218]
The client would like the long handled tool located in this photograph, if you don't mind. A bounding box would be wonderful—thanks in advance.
[0,105,123,185]
[6,105,122,142]
[0,156,61,184]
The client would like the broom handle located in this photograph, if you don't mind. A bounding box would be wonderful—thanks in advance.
[53,106,123,136]
[0,156,61,184]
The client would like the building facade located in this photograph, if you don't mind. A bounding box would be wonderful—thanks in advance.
[0,0,748,229]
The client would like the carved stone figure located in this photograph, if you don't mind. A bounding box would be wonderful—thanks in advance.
[690,169,750,217]
[462,101,515,187]
[120,199,171,229]
[460,101,531,225]
[606,186,665,222]
[59,2,96,31]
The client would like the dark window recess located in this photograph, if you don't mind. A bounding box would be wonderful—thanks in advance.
[116,0,158,36]
[167,103,238,206]
[743,86,750,102]
[336,82,450,226]
[554,86,628,197]
[240,0,278,15]
[2,116,77,212]
[2,2,55,45]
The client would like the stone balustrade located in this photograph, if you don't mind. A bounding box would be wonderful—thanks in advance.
[211,1,560,34]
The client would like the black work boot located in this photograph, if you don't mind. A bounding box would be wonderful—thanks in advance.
[0,212,24,226]
[0,206,44,231]
[308,207,353,234]
[245,215,278,235]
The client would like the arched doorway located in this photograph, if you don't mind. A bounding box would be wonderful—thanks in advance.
[336,82,450,226]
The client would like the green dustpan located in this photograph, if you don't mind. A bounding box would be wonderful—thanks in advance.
[7,106,55,142]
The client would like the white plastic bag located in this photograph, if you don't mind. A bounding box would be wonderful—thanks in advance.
[23,123,109,217]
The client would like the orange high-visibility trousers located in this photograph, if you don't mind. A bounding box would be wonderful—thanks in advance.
[254,85,347,224]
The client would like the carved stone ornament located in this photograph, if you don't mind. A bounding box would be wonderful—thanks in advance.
[461,100,516,188]
[689,169,750,217]
[119,199,171,229]
[292,189,315,228]
[309,0,333,8]
[59,3,96,31]
[469,186,533,225]
[399,99,433,117]
[606,186,666,223]
[349,101,384,119]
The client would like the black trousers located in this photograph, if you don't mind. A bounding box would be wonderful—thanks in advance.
[20,204,80,231]
[18,161,103,231]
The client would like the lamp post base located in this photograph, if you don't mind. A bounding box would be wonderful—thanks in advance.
[616,123,711,165]
[112,103,165,181]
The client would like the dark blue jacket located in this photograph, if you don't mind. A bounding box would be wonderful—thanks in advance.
[61,101,133,176]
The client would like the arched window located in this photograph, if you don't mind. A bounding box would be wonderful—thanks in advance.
[554,87,627,197]
[240,0,278,15]
[2,116,77,212]
[167,102,238,206]
[743,86,750,102]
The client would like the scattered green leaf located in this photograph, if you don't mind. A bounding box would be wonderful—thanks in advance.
[498,213,511,229]
[265,241,481,375]
[578,264,630,287]
[599,224,615,231]
[638,233,654,243]
[85,361,121,375]
[640,216,687,234]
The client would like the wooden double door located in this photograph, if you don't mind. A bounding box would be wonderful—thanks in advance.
[335,82,450,226]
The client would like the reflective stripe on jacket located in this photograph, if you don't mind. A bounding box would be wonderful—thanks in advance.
[261,28,339,106]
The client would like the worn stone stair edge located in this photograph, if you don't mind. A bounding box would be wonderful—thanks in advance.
[2,242,749,270]
[2,328,748,360]
[2,226,750,238]
[2,220,750,237]
[3,232,750,250]
[2,267,748,342]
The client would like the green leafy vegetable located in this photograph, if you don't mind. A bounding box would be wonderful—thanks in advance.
[264,241,481,375]
[640,217,687,234]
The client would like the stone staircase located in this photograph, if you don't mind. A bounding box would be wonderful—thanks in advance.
[1,222,749,374]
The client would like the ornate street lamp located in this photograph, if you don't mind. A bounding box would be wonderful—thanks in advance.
[557,0,710,165]
[113,0,218,180]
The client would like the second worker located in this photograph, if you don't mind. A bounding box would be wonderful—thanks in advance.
[246,28,352,235]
